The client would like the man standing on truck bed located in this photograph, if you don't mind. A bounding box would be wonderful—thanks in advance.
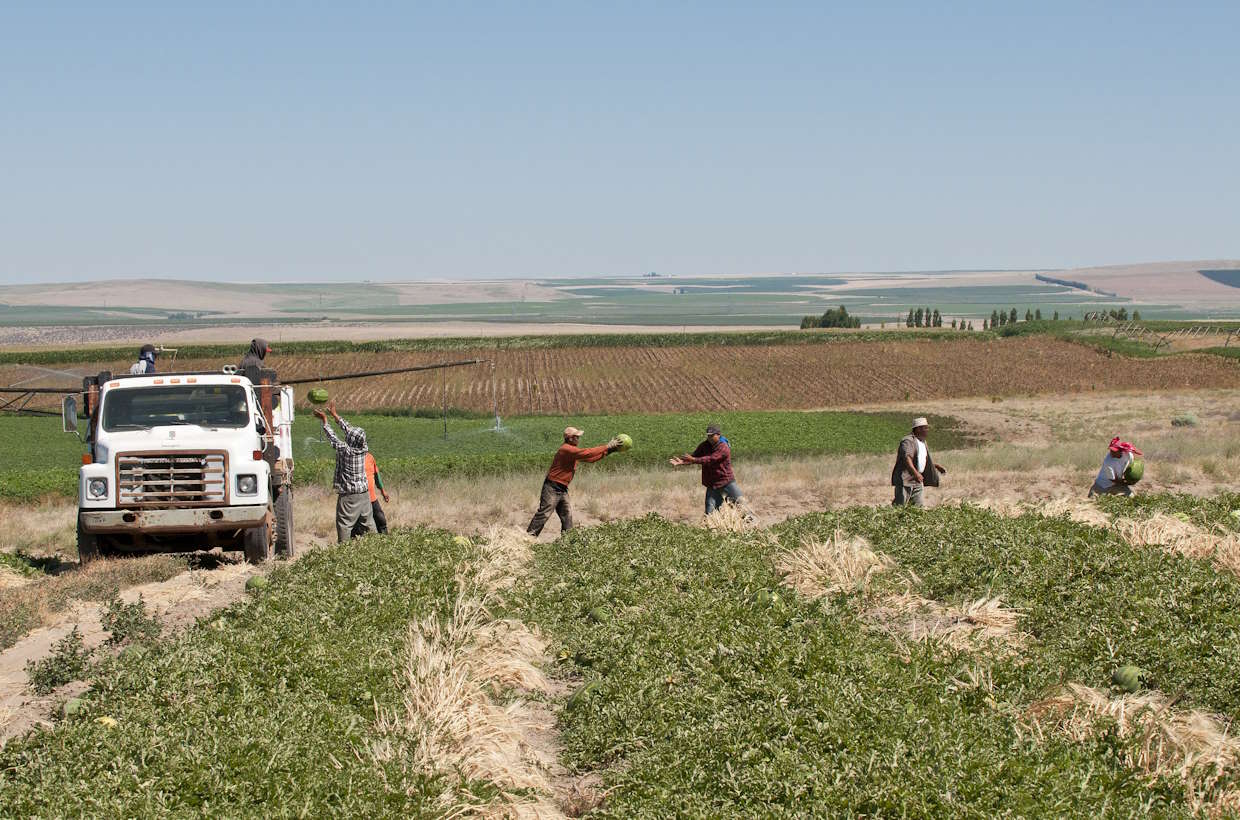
[312,401,376,542]
[238,338,272,372]
[526,427,622,537]
[129,344,157,375]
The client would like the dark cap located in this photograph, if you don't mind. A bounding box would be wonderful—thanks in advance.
[706,423,722,435]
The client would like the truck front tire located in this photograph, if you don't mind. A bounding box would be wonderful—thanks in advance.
[274,486,295,558]
[243,518,273,564]
[76,517,100,565]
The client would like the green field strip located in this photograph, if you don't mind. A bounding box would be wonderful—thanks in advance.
[778,506,1240,721]
[0,529,500,816]
[1098,491,1240,533]
[515,517,1192,816]
[0,410,975,502]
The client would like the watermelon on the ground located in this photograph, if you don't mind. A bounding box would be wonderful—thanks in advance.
[61,697,84,718]
[245,575,270,593]
[1112,665,1144,693]
[1124,458,1144,484]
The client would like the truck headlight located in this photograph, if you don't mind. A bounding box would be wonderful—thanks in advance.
[88,478,108,499]
[237,474,258,495]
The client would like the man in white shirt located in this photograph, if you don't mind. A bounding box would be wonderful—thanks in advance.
[891,417,947,507]
[1089,438,1142,497]
[128,344,157,375]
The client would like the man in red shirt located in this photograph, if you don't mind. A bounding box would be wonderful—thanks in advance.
[671,423,747,515]
[526,426,622,537]
[352,451,391,537]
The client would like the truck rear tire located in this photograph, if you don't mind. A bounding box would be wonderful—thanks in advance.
[243,519,273,564]
[76,517,100,565]
[274,486,295,558]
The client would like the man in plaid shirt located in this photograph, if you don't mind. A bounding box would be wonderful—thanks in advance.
[312,401,376,542]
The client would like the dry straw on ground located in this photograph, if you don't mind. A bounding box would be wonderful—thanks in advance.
[701,504,759,534]
[368,527,566,819]
[862,587,1026,657]
[1026,683,1240,815]
[1115,513,1240,578]
[776,530,892,599]
[773,531,1025,656]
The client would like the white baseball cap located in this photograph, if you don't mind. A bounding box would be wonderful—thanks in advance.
[564,426,584,438]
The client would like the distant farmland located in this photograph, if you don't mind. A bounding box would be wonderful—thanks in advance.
[2,335,1237,415]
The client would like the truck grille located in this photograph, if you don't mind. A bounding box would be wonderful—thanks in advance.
[117,453,228,506]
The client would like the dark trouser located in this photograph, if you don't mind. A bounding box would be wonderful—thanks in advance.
[705,481,745,514]
[528,479,571,536]
[352,500,388,537]
[892,482,924,508]
[1088,481,1132,498]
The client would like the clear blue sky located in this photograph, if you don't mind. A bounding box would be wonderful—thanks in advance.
[2,1,1237,282]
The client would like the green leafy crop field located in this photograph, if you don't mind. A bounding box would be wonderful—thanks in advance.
[0,410,971,501]
[2,495,1237,814]
[0,529,483,815]
[517,504,1239,815]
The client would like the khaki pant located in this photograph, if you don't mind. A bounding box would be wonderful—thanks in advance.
[527,480,571,536]
[336,491,376,543]
[892,482,924,508]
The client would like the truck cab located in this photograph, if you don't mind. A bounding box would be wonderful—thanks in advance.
[69,369,295,564]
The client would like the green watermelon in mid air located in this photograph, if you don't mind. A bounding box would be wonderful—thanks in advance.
[1124,458,1144,484]
[308,388,330,405]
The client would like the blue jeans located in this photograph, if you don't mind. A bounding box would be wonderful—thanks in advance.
[705,481,744,514]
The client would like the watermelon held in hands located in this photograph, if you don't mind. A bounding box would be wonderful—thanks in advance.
[308,388,330,405]
[614,433,633,452]
[1123,458,1144,484]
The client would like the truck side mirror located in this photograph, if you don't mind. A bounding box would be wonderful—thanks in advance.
[62,395,79,435]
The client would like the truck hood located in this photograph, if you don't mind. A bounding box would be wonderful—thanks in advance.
[102,425,257,452]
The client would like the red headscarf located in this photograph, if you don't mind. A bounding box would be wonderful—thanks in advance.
[1108,437,1143,456]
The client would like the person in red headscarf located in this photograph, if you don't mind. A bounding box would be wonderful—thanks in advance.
[1089,437,1143,497]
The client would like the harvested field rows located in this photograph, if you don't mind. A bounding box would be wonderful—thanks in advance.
[2,336,1237,414]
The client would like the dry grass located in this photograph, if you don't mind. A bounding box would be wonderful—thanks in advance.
[369,527,564,818]
[701,504,758,534]
[1026,683,1240,814]
[776,530,892,599]
[0,554,185,650]
[0,568,31,590]
[0,500,76,558]
[862,581,1026,657]
[1115,514,1240,578]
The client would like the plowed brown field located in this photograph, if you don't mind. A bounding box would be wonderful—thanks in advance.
[3,337,1238,414]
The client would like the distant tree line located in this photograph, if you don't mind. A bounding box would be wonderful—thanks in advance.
[801,304,1142,331]
[801,305,861,329]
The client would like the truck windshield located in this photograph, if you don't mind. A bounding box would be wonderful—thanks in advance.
[102,385,251,431]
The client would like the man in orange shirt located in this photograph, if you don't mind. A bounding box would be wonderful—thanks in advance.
[526,426,621,537]
[352,451,392,537]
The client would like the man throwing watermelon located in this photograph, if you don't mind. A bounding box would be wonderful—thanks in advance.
[526,427,623,537]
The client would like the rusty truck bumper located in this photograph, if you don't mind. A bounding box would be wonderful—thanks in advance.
[80,505,268,534]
